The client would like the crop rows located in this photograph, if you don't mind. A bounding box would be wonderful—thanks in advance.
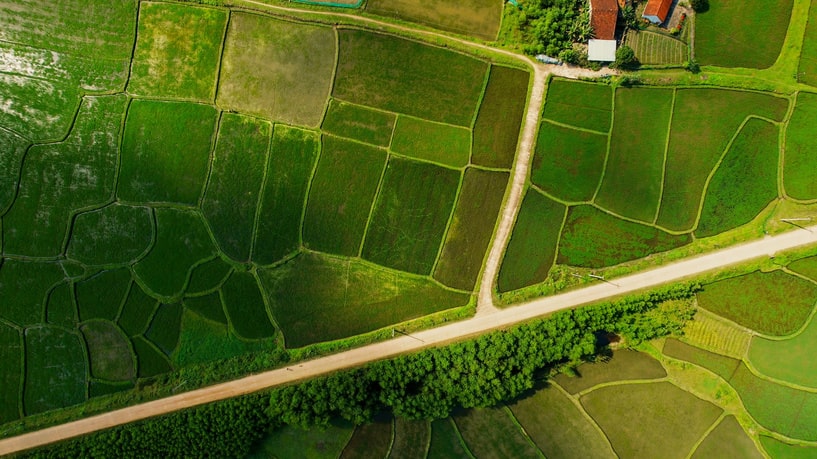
[624,30,687,65]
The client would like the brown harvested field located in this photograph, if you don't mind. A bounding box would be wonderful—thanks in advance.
[366,0,503,41]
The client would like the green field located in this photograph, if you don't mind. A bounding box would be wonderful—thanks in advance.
[542,79,612,133]
[0,260,66,327]
[509,385,615,458]
[303,136,387,257]
[391,418,431,458]
[789,254,817,280]
[434,169,509,290]
[581,382,722,459]
[366,0,503,41]
[695,0,793,68]
[0,130,28,214]
[117,283,159,337]
[3,95,127,257]
[783,92,817,200]
[0,324,21,424]
[696,118,780,237]
[696,270,817,336]
[800,2,817,86]
[184,292,227,325]
[530,122,607,202]
[558,205,691,269]
[75,268,131,322]
[217,13,335,127]
[761,436,817,458]
[80,320,134,382]
[691,416,762,459]
[118,99,217,206]
[749,315,817,388]
[253,126,319,265]
[0,75,80,141]
[452,406,541,458]
[128,2,226,101]
[322,100,396,147]
[248,421,354,459]
[259,252,470,347]
[67,204,154,266]
[186,258,233,295]
[221,271,276,340]
[428,419,471,458]
[497,190,566,292]
[333,29,488,126]
[144,302,183,355]
[132,336,172,378]
[471,65,529,169]
[46,282,77,328]
[596,88,673,223]
[390,117,472,168]
[623,30,687,65]
[341,416,393,459]
[23,326,87,415]
[553,350,666,394]
[202,114,271,262]
[362,157,460,274]
[657,89,788,231]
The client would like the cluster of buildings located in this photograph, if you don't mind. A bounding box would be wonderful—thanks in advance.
[587,0,674,61]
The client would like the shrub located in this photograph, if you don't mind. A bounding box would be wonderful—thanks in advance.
[613,45,639,69]
[690,0,709,12]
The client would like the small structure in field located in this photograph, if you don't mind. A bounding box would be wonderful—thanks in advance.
[642,0,673,24]
[588,0,619,62]
[588,39,618,61]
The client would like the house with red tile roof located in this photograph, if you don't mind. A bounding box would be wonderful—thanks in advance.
[590,0,619,40]
[642,0,673,24]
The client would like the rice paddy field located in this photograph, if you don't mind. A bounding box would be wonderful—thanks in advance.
[365,0,503,41]
[0,0,524,424]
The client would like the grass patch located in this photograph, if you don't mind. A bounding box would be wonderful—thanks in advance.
[434,168,509,290]
[67,204,153,266]
[783,92,817,200]
[471,65,529,169]
[132,335,172,378]
[691,415,762,459]
[333,29,487,126]
[391,116,471,168]
[428,419,471,458]
[175,308,275,367]
[253,126,319,265]
[362,157,460,275]
[366,0,502,41]
[186,258,233,295]
[128,2,226,101]
[0,323,22,424]
[553,349,667,394]
[696,118,779,237]
[341,415,393,459]
[452,406,541,458]
[624,30,687,65]
[695,0,793,68]
[23,326,87,415]
[696,270,817,336]
[0,260,65,326]
[0,129,29,214]
[760,436,817,458]
[749,315,817,388]
[542,79,612,133]
[303,136,387,257]
[800,2,817,86]
[145,302,184,356]
[530,122,607,202]
[581,382,722,459]
[80,320,135,382]
[46,282,77,328]
[133,208,217,299]
[221,271,276,340]
[184,292,228,325]
[203,113,271,262]
[259,252,470,348]
[509,384,614,459]
[498,190,566,292]
[217,13,335,127]
[391,418,430,458]
[89,381,133,398]
[248,421,354,459]
[596,87,673,223]
[658,89,788,231]
[321,100,396,147]
[117,283,158,337]
[558,205,691,269]
[76,268,131,322]
[3,95,127,257]
[118,99,217,206]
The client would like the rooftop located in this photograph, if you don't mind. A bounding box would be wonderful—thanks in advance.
[590,0,619,40]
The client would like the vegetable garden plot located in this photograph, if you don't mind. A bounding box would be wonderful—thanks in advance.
[530,121,607,202]
[497,190,566,293]
[333,29,487,127]
[80,320,135,382]
[657,89,788,232]
[390,116,471,168]
[558,205,691,269]
[128,2,227,102]
[259,252,469,348]
[217,13,335,127]
[322,100,396,147]
[596,87,673,223]
[366,0,503,41]
[783,92,817,200]
[117,282,158,337]
[67,204,154,266]
[303,136,387,257]
[542,79,612,133]
[434,168,509,291]
[0,324,21,424]
[23,326,87,415]
[623,31,687,65]
[452,407,541,458]
[3,95,127,258]
[471,65,529,169]
[133,207,217,299]
[253,126,319,265]
[75,268,132,322]
[696,118,779,238]
[221,271,276,340]
[362,157,460,275]
[0,259,66,327]
[118,99,217,206]
[203,113,271,263]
